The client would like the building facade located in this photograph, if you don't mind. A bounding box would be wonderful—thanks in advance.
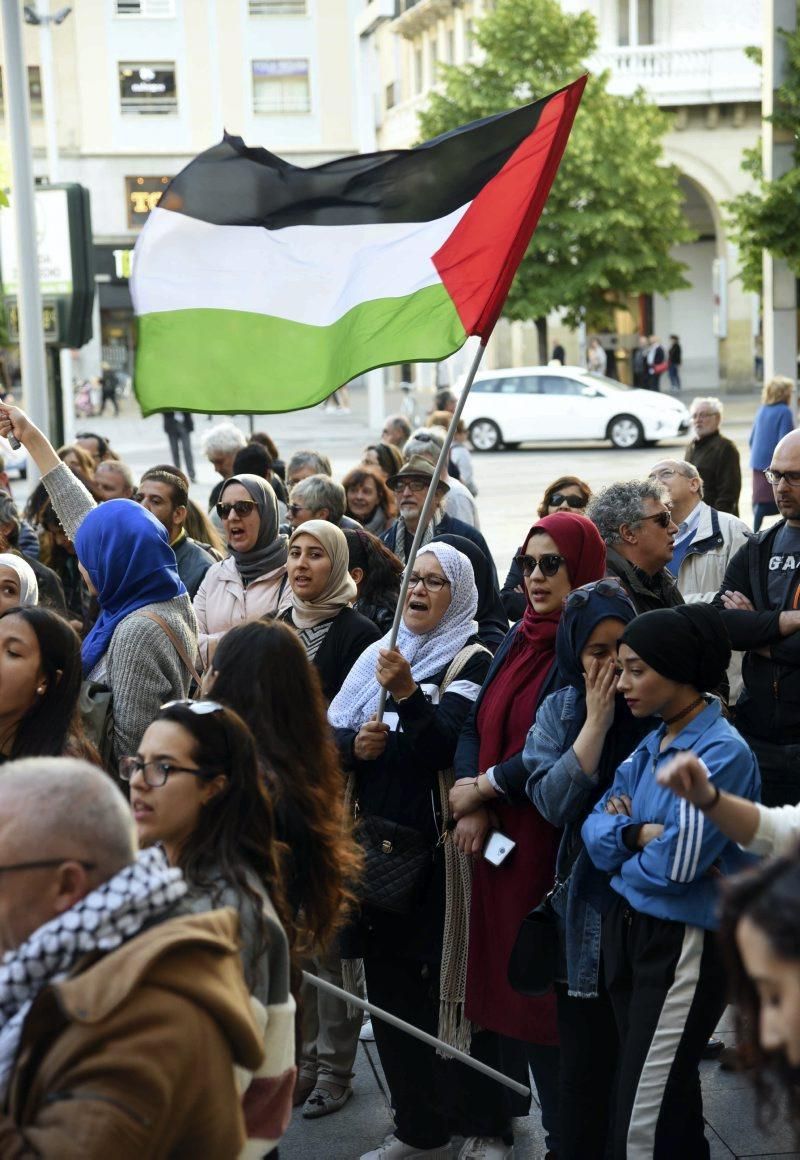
[0,0,361,378]
[358,0,763,389]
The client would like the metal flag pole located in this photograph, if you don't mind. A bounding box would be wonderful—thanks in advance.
[303,971,530,1098]
[376,339,489,721]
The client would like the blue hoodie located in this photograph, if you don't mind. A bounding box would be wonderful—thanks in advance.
[581,699,760,930]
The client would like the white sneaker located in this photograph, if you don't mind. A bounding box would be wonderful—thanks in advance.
[458,1139,514,1160]
[361,1134,452,1160]
[359,1017,375,1041]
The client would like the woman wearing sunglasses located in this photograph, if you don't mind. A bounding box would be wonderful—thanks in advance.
[500,476,592,621]
[329,542,493,1160]
[449,511,606,1159]
[282,520,381,702]
[193,474,292,668]
[520,580,651,1159]
[581,604,759,1159]
[123,698,296,1157]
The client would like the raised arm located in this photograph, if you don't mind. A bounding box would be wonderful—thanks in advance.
[0,405,96,540]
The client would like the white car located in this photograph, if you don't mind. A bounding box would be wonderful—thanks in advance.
[460,365,690,452]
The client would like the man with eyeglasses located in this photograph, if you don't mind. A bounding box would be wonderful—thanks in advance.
[588,479,683,614]
[0,757,262,1156]
[712,430,800,807]
[685,397,742,516]
[382,455,497,582]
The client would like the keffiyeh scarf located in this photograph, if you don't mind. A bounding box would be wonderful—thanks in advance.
[0,846,186,1097]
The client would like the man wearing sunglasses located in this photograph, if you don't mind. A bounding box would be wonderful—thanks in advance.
[588,479,683,614]
[712,430,800,808]
[0,757,261,1156]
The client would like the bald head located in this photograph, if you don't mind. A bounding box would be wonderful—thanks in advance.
[0,758,135,877]
[769,431,800,525]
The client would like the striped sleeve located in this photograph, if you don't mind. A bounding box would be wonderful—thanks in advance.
[235,993,297,1158]
[669,798,705,884]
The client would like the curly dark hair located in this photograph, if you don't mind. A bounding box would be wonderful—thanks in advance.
[344,527,403,604]
[719,852,800,1144]
[208,620,362,952]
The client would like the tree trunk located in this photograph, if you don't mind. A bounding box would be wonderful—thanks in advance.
[535,316,548,364]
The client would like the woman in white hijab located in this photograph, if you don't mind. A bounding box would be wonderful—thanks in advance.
[329,543,497,1160]
[0,553,38,613]
[282,519,381,702]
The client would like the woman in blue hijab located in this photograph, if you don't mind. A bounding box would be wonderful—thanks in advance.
[0,403,198,768]
[521,579,651,1160]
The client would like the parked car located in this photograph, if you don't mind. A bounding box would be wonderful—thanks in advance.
[0,435,27,479]
[460,365,690,451]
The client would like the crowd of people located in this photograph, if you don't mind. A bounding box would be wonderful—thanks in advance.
[0,380,798,1160]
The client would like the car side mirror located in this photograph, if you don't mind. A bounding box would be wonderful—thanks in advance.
[582,386,600,398]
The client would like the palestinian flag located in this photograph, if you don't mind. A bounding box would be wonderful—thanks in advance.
[132,76,586,416]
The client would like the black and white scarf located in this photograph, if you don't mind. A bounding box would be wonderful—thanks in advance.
[0,846,186,1096]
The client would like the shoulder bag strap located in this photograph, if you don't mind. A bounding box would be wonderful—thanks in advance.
[440,640,492,695]
[137,610,202,688]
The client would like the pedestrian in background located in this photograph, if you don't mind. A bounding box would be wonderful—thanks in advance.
[685,397,742,516]
[587,337,607,375]
[162,411,196,482]
[749,375,795,531]
[668,334,682,393]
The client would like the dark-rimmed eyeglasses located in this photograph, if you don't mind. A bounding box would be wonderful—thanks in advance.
[515,553,566,579]
[764,469,800,487]
[119,756,218,789]
[0,858,96,875]
[216,500,258,520]
[390,478,429,495]
[634,510,673,530]
[549,493,587,509]
[564,578,635,612]
[407,572,451,593]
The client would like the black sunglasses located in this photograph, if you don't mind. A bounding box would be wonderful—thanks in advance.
[216,500,258,520]
[635,510,672,530]
[550,493,587,509]
[515,552,566,579]
[564,578,635,612]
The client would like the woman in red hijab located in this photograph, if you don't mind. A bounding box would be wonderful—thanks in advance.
[451,511,606,1159]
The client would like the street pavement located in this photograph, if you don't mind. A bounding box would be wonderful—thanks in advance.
[21,383,799,1158]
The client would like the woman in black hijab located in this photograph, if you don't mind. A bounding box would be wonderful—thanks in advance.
[432,533,507,653]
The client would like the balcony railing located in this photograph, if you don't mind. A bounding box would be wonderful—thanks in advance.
[591,44,761,105]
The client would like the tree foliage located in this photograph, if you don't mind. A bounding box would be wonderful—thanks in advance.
[417,0,692,336]
[726,33,800,295]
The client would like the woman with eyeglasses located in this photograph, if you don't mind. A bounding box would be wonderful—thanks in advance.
[193,474,291,669]
[0,406,199,769]
[329,542,493,1160]
[500,476,592,621]
[343,528,403,634]
[449,512,606,1158]
[342,464,397,535]
[281,520,380,702]
[123,698,296,1156]
[581,603,759,1159]
[519,580,651,1159]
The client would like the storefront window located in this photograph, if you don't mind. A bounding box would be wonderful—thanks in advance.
[118,62,178,115]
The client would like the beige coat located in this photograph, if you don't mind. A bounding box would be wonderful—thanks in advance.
[193,556,292,668]
[0,909,263,1159]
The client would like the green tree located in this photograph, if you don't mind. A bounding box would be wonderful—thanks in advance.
[726,36,800,296]
[418,0,692,357]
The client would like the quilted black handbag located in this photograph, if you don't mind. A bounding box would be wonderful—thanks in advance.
[355,813,432,915]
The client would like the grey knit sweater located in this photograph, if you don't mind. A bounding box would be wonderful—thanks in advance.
[43,462,199,762]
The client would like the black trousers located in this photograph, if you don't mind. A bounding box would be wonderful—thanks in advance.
[602,899,726,1160]
[746,734,800,808]
[556,978,618,1160]
[363,955,527,1149]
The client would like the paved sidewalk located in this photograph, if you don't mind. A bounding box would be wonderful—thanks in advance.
[283,1008,799,1158]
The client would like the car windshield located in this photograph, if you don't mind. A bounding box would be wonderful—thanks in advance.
[586,372,629,392]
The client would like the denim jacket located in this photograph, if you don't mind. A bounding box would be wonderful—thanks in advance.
[523,686,648,997]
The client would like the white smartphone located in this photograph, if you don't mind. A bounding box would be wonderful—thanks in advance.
[483,829,516,867]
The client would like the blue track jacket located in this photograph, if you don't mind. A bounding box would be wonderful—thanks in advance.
[582,700,760,929]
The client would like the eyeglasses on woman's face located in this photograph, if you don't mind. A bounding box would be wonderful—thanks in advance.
[515,552,566,579]
[549,492,587,509]
[407,572,451,593]
[119,756,216,789]
[216,500,258,520]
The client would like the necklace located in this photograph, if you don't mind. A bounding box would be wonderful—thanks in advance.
[662,695,705,727]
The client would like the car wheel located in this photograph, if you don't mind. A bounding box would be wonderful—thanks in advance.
[608,415,644,450]
[469,419,502,452]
